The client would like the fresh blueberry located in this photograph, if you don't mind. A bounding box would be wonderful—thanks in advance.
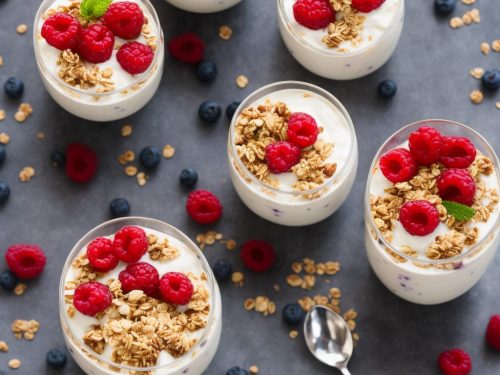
[179,168,198,187]
[0,145,6,167]
[226,367,249,375]
[434,0,456,15]
[139,146,161,171]
[212,260,232,282]
[109,198,131,218]
[226,101,241,121]
[198,101,222,124]
[481,69,500,91]
[4,77,24,99]
[0,271,18,291]
[0,181,10,205]
[196,60,217,83]
[50,147,66,168]
[378,79,397,99]
[282,303,305,326]
[46,348,67,369]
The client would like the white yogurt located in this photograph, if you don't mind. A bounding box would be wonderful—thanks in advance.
[277,0,404,80]
[165,0,242,13]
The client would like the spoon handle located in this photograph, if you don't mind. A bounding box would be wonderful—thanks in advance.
[339,368,351,375]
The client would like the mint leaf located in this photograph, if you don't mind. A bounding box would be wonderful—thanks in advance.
[80,0,112,20]
[442,200,476,221]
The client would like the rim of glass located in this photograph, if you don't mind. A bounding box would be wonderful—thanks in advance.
[58,217,217,372]
[277,0,404,57]
[364,119,500,265]
[33,0,164,97]
[228,80,357,197]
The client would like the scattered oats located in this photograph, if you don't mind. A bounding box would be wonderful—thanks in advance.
[218,25,233,40]
[470,67,484,79]
[236,75,249,88]
[0,341,8,352]
[347,319,356,331]
[249,365,259,374]
[19,103,33,115]
[492,40,500,52]
[19,167,35,182]
[0,56,3,66]
[273,284,280,292]
[0,110,5,121]
[8,359,21,369]
[244,298,256,310]
[225,239,236,250]
[231,271,244,287]
[121,124,132,137]
[102,67,113,79]
[118,150,135,164]
[450,17,464,28]
[136,171,147,186]
[496,102,500,110]
[162,144,175,159]
[462,0,475,4]
[352,332,360,342]
[11,320,39,340]
[469,8,480,23]
[14,283,27,296]
[480,42,490,54]
[470,90,483,104]
[14,111,26,122]
[16,24,28,34]
[289,330,298,339]
[0,132,10,144]
[125,165,138,176]
[36,132,46,140]
[329,287,341,299]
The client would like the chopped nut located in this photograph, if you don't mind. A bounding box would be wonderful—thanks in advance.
[8,359,21,369]
[162,144,175,159]
[0,341,9,352]
[481,42,490,54]
[0,132,10,144]
[470,90,483,104]
[14,283,27,296]
[16,24,28,34]
[19,167,35,182]
[236,75,249,88]
[469,67,484,79]
[218,25,233,40]
[121,124,132,137]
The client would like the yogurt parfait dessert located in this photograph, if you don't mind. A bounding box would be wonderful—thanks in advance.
[365,120,499,305]
[228,81,358,226]
[277,0,404,80]
[59,217,222,374]
[34,0,164,122]
[165,0,242,13]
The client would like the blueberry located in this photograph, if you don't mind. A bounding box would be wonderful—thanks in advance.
[226,367,249,375]
[198,101,222,124]
[109,198,131,218]
[434,0,456,15]
[196,60,217,83]
[179,168,198,187]
[139,146,161,171]
[481,69,500,91]
[282,303,305,326]
[212,260,232,282]
[0,181,10,205]
[226,101,241,121]
[0,145,6,167]
[0,271,18,291]
[4,77,24,99]
[50,147,66,168]
[46,348,67,369]
[378,79,397,99]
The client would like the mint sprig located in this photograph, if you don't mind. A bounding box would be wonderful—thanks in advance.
[442,200,476,222]
[80,0,112,21]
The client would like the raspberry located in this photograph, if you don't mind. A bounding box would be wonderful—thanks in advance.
[5,244,46,279]
[103,1,144,40]
[116,41,154,75]
[265,141,302,174]
[65,143,98,184]
[73,282,112,317]
[379,148,418,183]
[41,13,82,51]
[399,200,440,236]
[159,272,193,305]
[168,32,204,64]
[351,0,385,13]
[86,237,118,272]
[408,126,443,165]
[293,0,335,30]
[240,240,276,273]
[112,226,148,263]
[118,262,159,297]
[77,24,114,64]
[440,136,476,169]
[486,314,500,351]
[186,190,223,224]
[438,349,472,375]
[287,112,319,148]
[437,169,476,206]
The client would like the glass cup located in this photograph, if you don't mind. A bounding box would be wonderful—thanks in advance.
[165,0,242,13]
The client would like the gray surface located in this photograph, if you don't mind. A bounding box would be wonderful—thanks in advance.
[0,0,499,374]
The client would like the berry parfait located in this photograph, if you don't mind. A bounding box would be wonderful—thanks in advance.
[164,0,242,13]
[365,120,500,304]
[227,81,358,226]
[34,0,164,122]
[59,217,222,374]
[277,0,404,80]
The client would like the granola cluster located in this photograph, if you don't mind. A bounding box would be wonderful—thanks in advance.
[322,0,366,50]
[147,233,180,262]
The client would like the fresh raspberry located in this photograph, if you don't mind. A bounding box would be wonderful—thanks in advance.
[437,169,476,206]
[287,112,319,148]
[379,148,418,183]
[167,32,204,64]
[112,226,148,263]
[86,237,118,272]
[438,349,472,375]
[5,244,46,279]
[440,136,476,169]
[116,42,154,74]
[265,141,302,174]
[240,240,276,273]
[399,200,440,236]
[351,0,385,13]
[103,1,144,40]
[118,262,159,297]
[73,282,113,317]
[408,126,443,165]
[486,314,500,351]
[293,0,335,30]
[41,13,82,51]
[77,24,114,63]
[159,272,193,305]
[65,143,98,184]
[186,190,223,224]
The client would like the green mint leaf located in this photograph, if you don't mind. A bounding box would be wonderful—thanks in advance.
[80,0,112,20]
[442,200,476,222]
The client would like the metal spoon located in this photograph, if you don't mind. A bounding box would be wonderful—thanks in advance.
[304,305,353,375]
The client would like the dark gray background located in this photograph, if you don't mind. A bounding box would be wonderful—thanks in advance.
[0,0,499,374]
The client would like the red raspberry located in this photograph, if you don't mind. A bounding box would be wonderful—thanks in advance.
[167,32,205,64]
[379,148,418,183]
[41,13,82,51]
[116,42,154,75]
[437,169,476,206]
[73,282,113,316]
[293,0,335,30]
[265,141,302,174]
[438,349,472,375]
[351,0,385,13]
[486,314,500,351]
[440,136,476,169]
[186,190,223,224]
[408,126,443,166]
[65,143,98,184]
[240,240,276,273]
[159,272,193,305]
[77,24,114,64]
[287,112,319,148]
[103,1,144,40]
[5,244,46,279]
[86,237,118,272]
[118,262,159,297]
[112,226,148,263]
[399,200,440,236]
